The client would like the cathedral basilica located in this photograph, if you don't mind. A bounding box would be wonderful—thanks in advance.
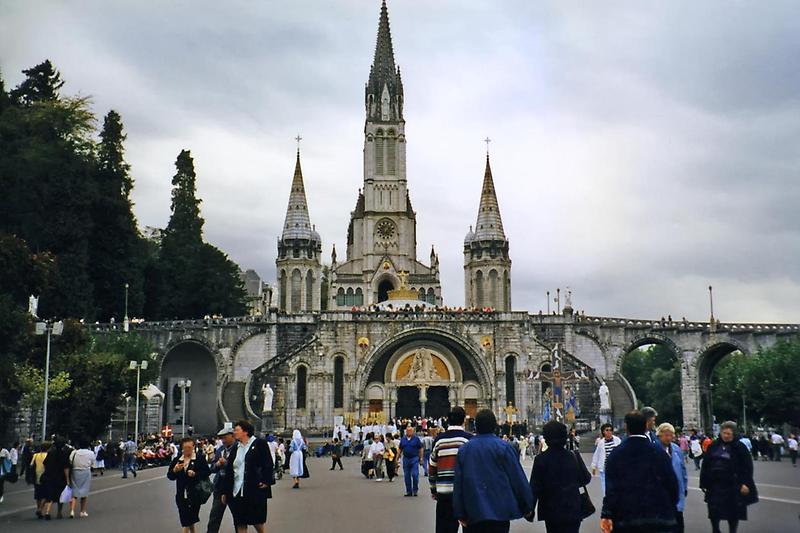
[116,1,789,438]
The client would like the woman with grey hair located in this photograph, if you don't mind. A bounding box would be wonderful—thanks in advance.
[700,421,758,533]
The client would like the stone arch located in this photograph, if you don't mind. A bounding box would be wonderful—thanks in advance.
[355,328,493,404]
[504,353,518,407]
[615,333,683,374]
[293,362,309,410]
[160,339,220,435]
[333,355,345,409]
[696,340,750,431]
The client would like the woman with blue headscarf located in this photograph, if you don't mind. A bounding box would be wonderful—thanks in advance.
[289,430,307,489]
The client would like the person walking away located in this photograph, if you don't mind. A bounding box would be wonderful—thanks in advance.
[167,437,211,533]
[220,420,273,533]
[529,420,592,533]
[590,423,621,497]
[370,434,386,481]
[787,434,798,467]
[42,436,71,519]
[399,426,423,496]
[361,433,374,479]
[429,407,472,533]
[19,439,34,480]
[31,442,50,519]
[641,406,659,444]
[453,409,533,532]
[68,439,95,518]
[93,441,106,476]
[689,431,704,471]
[288,429,307,489]
[122,434,137,478]
[770,432,784,462]
[700,421,758,533]
[518,434,528,463]
[330,438,344,471]
[207,427,237,533]
[599,410,678,533]
[656,423,688,533]
[421,431,434,476]
[678,433,689,463]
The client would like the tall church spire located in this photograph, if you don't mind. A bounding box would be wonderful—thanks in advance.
[281,150,316,241]
[365,0,403,122]
[472,154,506,241]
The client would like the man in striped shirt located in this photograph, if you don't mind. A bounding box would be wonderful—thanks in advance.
[429,407,472,533]
[591,423,621,496]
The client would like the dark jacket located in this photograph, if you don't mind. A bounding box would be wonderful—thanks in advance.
[453,433,534,524]
[220,437,273,500]
[209,444,235,493]
[530,447,592,523]
[601,435,678,530]
[700,438,757,520]
[167,453,210,498]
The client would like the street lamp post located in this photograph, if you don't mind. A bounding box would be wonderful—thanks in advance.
[178,379,192,437]
[123,282,130,333]
[34,320,64,439]
[123,393,131,436]
[546,291,550,314]
[129,360,148,445]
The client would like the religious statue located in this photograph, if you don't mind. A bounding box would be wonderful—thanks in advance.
[542,388,552,423]
[599,380,611,411]
[503,401,518,425]
[397,270,409,289]
[564,386,580,423]
[404,349,441,382]
[261,383,274,413]
[28,294,39,318]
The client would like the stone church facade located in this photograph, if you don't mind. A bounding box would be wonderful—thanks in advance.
[96,1,798,438]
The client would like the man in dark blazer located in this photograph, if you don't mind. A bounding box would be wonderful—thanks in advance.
[220,420,273,533]
[207,427,237,533]
[600,410,678,533]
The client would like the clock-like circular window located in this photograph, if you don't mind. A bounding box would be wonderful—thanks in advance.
[376,219,396,240]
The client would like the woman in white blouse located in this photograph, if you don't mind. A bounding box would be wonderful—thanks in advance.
[69,440,96,518]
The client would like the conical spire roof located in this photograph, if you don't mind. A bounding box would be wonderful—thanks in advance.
[281,150,316,241]
[472,155,506,241]
[365,0,403,121]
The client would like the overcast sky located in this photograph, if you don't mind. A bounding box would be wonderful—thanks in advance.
[2,1,798,322]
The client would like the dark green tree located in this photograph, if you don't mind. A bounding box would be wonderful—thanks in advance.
[9,60,64,105]
[621,344,683,426]
[741,340,800,427]
[157,150,245,319]
[88,110,146,321]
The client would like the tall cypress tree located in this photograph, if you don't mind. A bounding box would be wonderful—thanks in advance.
[9,60,64,105]
[158,150,245,319]
[88,110,146,321]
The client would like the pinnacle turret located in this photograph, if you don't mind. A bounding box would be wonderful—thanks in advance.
[281,150,317,242]
[471,154,506,241]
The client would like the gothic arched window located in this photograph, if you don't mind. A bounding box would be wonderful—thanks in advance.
[333,357,344,409]
[375,130,384,174]
[296,365,307,409]
[426,288,435,305]
[305,271,313,310]
[355,288,364,306]
[336,288,345,306]
[290,269,302,313]
[475,270,484,308]
[505,355,517,407]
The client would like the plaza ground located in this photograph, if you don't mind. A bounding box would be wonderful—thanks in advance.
[1,454,798,532]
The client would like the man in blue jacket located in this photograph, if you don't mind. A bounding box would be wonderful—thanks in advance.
[453,409,533,532]
[600,410,679,533]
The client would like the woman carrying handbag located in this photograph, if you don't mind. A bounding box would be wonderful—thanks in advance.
[167,437,210,533]
[528,421,593,533]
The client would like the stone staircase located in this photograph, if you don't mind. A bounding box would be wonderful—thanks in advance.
[222,381,247,422]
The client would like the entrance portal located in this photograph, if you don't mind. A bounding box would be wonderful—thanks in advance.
[426,386,449,418]
[397,386,421,418]
[377,280,394,303]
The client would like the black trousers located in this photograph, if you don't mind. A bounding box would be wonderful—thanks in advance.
[465,520,509,533]
[674,511,684,533]
[435,496,459,533]
[544,520,580,533]
[205,492,229,533]
[330,456,343,470]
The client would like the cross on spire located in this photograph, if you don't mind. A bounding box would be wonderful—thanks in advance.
[294,134,303,152]
[484,136,491,155]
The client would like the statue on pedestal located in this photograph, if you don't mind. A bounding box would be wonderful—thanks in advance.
[599,380,611,411]
[261,383,274,413]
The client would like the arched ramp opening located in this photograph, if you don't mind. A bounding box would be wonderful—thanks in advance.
[161,342,218,436]
[698,342,747,433]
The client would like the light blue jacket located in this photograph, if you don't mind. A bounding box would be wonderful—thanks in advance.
[667,442,688,512]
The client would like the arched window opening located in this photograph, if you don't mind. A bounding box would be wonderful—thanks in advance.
[475,271,484,308]
[296,365,307,409]
[355,288,364,306]
[505,356,517,407]
[488,269,499,309]
[333,357,345,409]
[305,272,313,310]
[345,288,355,306]
[387,138,396,175]
[378,279,393,303]
[336,288,345,307]
[279,270,287,312]
[418,288,425,301]
[290,269,302,313]
[375,136,384,174]
[426,288,435,304]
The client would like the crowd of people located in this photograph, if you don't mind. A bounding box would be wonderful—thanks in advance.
[1,412,796,532]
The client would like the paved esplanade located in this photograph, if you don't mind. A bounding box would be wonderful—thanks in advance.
[1,455,798,532]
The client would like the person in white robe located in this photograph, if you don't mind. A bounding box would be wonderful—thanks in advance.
[288,429,307,489]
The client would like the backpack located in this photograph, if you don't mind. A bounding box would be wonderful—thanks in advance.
[96,446,106,461]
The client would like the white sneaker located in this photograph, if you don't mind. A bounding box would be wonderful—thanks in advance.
[80,512,88,518]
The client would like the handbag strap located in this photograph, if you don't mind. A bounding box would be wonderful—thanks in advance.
[572,450,588,489]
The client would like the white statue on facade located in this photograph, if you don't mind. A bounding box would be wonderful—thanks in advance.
[599,380,611,411]
[28,295,39,318]
[261,383,274,413]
